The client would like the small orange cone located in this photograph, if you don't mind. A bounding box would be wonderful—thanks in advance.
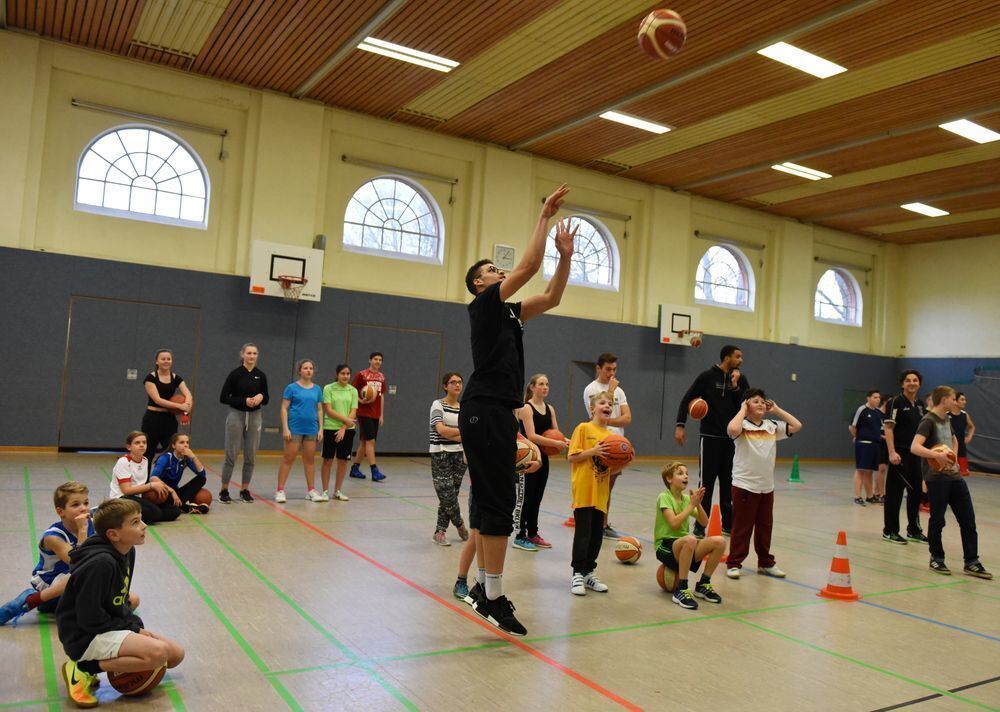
[563,516,575,527]
[817,530,860,601]
[703,503,727,563]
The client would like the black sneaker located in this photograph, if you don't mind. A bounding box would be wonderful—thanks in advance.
[854,497,866,506]
[882,533,907,545]
[694,581,722,604]
[672,588,698,610]
[929,559,951,575]
[693,524,706,539]
[963,562,993,580]
[219,489,232,504]
[239,489,254,503]
[473,595,527,636]
[721,528,731,537]
[865,496,878,504]
[464,582,485,608]
[906,530,928,543]
[602,526,620,540]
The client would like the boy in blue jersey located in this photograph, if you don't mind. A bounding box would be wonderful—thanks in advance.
[151,433,210,513]
[0,482,98,625]
[849,390,884,506]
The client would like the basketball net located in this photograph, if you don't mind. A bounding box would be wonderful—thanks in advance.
[277,275,307,302]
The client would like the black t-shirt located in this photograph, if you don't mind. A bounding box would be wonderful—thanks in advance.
[884,393,925,453]
[461,282,524,408]
[143,372,183,406]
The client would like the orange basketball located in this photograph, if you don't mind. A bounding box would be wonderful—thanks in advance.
[360,383,377,403]
[928,443,957,472]
[688,397,709,420]
[192,488,213,506]
[540,428,566,456]
[637,9,686,60]
[108,664,166,696]
[656,564,678,592]
[615,536,642,564]
[597,434,634,472]
[690,334,702,348]
[515,435,539,472]
[144,487,169,505]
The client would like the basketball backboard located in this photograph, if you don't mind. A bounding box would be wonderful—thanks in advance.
[658,303,702,346]
[249,240,324,302]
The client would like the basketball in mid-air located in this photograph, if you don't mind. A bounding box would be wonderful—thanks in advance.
[688,397,709,420]
[637,9,687,60]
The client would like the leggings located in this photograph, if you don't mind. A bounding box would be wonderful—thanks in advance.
[518,453,549,539]
[571,506,605,575]
[125,495,180,525]
[175,474,208,504]
[141,410,178,461]
[221,408,263,488]
[430,451,467,531]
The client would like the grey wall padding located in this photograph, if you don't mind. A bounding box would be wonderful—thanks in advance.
[3,246,905,459]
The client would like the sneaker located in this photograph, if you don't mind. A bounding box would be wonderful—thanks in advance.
[219,489,232,504]
[929,559,951,575]
[602,526,621,540]
[239,489,254,503]
[333,490,349,501]
[758,565,786,578]
[317,490,330,502]
[464,582,485,607]
[512,537,538,552]
[274,490,287,504]
[0,589,33,626]
[473,595,527,636]
[570,573,586,596]
[371,467,386,482]
[865,496,878,504]
[876,495,886,504]
[529,534,552,549]
[62,660,98,708]
[584,573,608,593]
[964,562,993,580]
[721,528,732,537]
[453,579,470,601]
[306,489,325,502]
[349,464,365,479]
[672,588,698,610]
[457,525,469,541]
[695,581,722,603]
[726,567,741,579]
[184,502,210,515]
[854,497,866,506]
[693,524,706,539]
[882,532,907,545]
[433,530,450,546]
[907,530,929,544]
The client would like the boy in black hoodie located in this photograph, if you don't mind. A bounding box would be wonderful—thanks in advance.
[57,498,184,708]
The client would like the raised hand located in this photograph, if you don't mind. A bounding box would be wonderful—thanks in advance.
[553,218,577,259]
[541,184,570,219]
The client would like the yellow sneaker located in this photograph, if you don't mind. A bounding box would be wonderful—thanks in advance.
[62,660,99,708]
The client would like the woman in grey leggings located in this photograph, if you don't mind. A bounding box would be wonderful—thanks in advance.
[218,343,270,503]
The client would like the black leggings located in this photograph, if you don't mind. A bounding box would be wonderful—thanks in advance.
[884,451,923,536]
[175,474,208,504]
[518,453,549,539]
[571,506,605,575]
[125,494,181,525]
[141,410,178,461]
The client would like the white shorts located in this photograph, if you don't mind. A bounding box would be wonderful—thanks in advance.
[30,572,68,592]
[80,629,133,661]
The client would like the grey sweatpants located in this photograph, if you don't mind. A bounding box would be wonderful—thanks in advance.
[221,408,263,488]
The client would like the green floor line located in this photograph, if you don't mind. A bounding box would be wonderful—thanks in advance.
[0,697,61,709]
[732,617,998,710]
[22,467,61,712]
[187,517,420,712]
[357,481,438,513]
[862,579,970,598]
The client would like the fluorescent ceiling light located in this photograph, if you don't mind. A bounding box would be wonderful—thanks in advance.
[357,37,459,72]
[938,119,1000,144]
[757,42,846,78]
[771,162,832,180]
[901,202,949,217]
[599,111,671,134]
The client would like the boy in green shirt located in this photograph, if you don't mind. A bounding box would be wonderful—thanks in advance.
[654,462,726,610]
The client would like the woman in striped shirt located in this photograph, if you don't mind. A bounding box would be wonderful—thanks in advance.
[430,372,468,546]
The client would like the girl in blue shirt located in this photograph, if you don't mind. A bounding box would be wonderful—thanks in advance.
[276,359,324,503]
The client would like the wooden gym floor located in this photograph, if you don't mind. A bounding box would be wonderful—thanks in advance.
[2,452,998,711]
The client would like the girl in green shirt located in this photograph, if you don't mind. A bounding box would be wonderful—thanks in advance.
[321,365,359,501]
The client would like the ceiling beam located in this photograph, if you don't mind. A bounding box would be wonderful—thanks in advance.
[510,0,878,151]
[808,184,1000,222]
[291,0,409,99]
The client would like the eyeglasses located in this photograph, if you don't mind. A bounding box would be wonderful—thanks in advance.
[480,265,502,276]
[447,380,463,385]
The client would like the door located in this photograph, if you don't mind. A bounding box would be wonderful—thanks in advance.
[567,360,597,429]
[58,297,202,450]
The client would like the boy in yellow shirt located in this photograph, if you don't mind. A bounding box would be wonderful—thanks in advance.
[567,391,615,595]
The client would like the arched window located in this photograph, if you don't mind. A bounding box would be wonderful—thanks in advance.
[543,215,619,291]
[342,176,443,263]
[814,268,862,326]
[75,125,209,228]
[694,245,754,309]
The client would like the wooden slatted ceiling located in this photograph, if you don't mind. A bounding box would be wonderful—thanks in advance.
[620,57,1000,187]
[433,0,847,145]
[823,189,1000,232]
[879,217,1000,244]
[6,0,145,53]
[305,0,562,116]
[530,0,999,166]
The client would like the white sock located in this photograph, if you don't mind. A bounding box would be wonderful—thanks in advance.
[485,573,503,600]
[477,568,486,586]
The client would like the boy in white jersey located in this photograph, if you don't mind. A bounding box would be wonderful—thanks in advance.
[725,389,802,579]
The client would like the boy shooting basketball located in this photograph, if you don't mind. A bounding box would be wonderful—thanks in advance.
[459,184,575,636]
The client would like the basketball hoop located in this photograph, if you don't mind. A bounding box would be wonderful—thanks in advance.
[678,330,704,348]
[277,275,307,303]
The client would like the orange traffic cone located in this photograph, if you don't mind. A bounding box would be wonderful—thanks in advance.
[817,530,860,601]
[703,503,727,563]
[563,516,575,527]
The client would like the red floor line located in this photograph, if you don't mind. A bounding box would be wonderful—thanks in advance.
[207,466,642,711]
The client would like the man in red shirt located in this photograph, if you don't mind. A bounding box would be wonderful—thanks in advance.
[350,352,387,482]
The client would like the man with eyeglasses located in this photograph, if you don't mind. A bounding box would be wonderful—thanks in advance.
[459,184,576,636]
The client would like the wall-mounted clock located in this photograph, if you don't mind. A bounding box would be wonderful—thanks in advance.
[493,244,516,271]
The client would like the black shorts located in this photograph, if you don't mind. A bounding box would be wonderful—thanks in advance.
[467,491,480,530]
[459,397,517,537]
[655,538,702,574]
[855,441,880,471]
[357,416,379,440]
[879,440,889,466]
[322,429,356,460]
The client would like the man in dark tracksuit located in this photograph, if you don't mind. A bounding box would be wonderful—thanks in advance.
[675,345,749,537]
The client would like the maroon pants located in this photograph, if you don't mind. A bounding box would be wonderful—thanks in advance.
[727,486,776,569]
